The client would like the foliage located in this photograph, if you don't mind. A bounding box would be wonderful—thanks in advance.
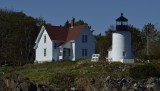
[0,9,45,65]
[50,72,77,89]
[95,26,113,59]
[1,59,160,89]
[141,23,160,60]
[64,19,89,27]
[129,64,160,79]
[129,25,145,58]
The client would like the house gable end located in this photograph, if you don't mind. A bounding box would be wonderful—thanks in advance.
[35,26,46,43]
[76,25,96,42]
[34,26,52,49]
[61,25,85,46]
[74,25,96,59]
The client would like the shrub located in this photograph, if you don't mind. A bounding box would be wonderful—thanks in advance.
[50,72,77,89]
[129,64,160,79]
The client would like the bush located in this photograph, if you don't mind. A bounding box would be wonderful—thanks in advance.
[50,72,77,89]
[129,64,160,79]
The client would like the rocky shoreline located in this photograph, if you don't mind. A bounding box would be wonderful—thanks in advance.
[0,74,54,91]
[0,74,160,91]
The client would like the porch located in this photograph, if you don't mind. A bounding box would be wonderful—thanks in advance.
[58,41,75,61]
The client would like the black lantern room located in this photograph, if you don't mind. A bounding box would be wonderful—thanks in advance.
[116,13,128,31]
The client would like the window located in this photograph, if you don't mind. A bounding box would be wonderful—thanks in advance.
[44,35,46,43]
[63,49,66,57]
[82,35,87,43]
[54,43,57,49]
[123,51,126,57]
[44,48,46,56]
[68,49,71,56]
[82,48,87,56]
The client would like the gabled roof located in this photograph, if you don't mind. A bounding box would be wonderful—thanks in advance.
[45,25,69,41]
[64,25,85,44]
[44,25,85,44]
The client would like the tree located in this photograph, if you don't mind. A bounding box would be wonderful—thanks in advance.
[95,25,113,59]
[128,25,145,58]
[35,17,46,27]
[64,19,88,27]
[142,23,160,60]
[0,9,43,65]
[64,20,70,27]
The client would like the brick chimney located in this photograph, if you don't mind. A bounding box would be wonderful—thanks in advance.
[70,17,75,28]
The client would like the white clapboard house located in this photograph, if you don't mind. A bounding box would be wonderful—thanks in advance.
[34,18,96,63]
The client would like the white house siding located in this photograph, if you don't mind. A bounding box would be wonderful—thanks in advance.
[111,31,133,62]
[75,27,95,59]
[35,28,53,63]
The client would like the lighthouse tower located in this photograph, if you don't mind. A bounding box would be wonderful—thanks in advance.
[108,13,134,63]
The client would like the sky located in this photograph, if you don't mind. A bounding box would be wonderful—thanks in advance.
[0,0,160,35]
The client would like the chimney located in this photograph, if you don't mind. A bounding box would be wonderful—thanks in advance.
[70,17,75,28]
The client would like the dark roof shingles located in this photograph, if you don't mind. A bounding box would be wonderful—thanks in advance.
[45,25,69,41]
[44,25,85,44]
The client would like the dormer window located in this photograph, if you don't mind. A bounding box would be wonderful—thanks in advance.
[82,35,87,43]
[44,35,46,43]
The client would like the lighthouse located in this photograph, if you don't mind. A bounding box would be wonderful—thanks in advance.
[108,13,134,63]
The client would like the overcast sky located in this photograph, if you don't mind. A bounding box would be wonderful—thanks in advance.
[0,0,160,34]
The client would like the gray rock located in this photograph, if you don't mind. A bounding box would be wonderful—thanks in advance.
[17,81,37,91]
[146,83,158,91]
[122,84,127,91]
[0,80,7,91]
[37,84,52,91]
[147,77,156,84]
[105,76,111,82]
[90,78,95,85]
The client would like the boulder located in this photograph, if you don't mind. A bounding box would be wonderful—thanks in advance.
[17,81,37,91]
[0,80,7,91]
[37,84,52,91]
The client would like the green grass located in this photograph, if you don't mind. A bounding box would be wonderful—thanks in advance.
[2,59,160,89]
[0,60,132,80]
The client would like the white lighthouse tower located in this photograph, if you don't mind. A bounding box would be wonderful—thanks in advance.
[108,13,134,63]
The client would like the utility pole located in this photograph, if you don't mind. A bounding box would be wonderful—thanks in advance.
[146,26,150,63]
[147,27,149,56]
